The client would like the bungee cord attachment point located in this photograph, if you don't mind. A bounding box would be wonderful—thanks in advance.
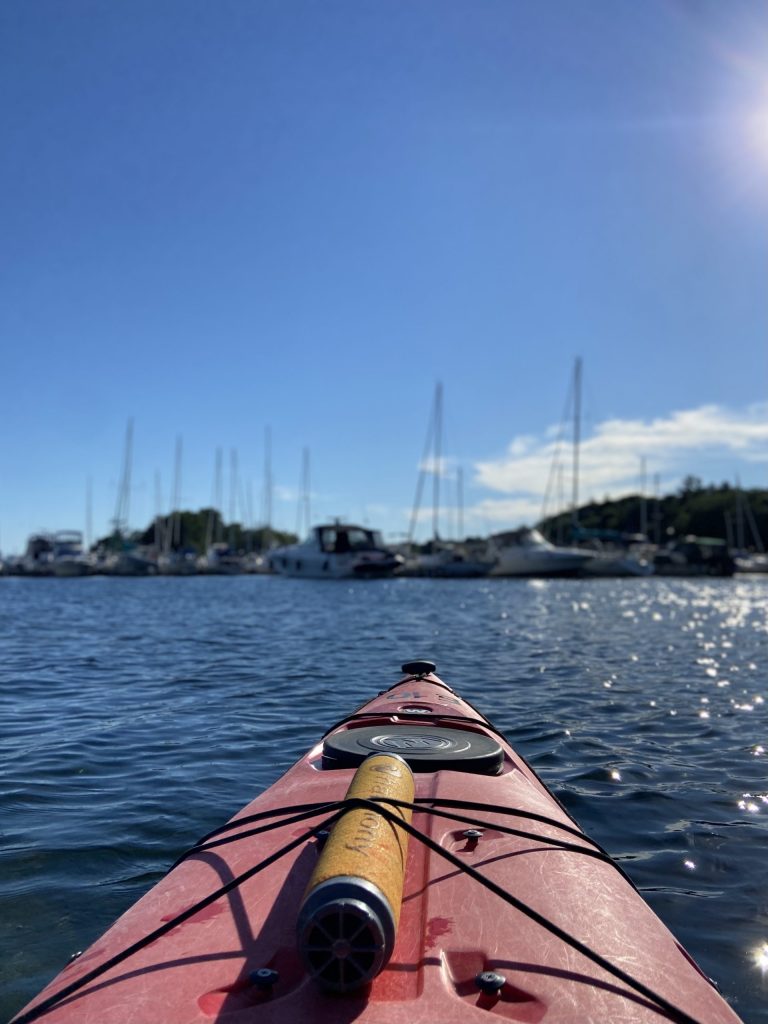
[12,772,707,1024]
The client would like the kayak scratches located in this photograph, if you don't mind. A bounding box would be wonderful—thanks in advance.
[160,902,224,928]
[425,916,453,949]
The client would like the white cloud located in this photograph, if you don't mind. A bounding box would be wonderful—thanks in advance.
[508,435,538,457]
[465,496,545,528]
[473,402,768,523]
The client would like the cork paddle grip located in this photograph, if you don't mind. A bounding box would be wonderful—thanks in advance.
[297,753,415,990]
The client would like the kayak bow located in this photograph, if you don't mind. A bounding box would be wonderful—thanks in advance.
[13,661,741,1024]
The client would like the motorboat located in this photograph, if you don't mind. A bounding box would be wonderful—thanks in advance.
[582,550,654,577]
[51,531,92,577]
[198,543,244,575]
[574,530,654,577]
[269,523,403,579]
[400,540,495,577]
[732,551,768,574]
[18,533,55,576]
[102,544,158,576]
[158,550,199,575]
[653,537,735,577]
[488,527,595,577]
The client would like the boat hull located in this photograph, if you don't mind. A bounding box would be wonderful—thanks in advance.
[270,551,401,579]
[14,669,740,1024]
[51,560,92,577]
[490,550,593,576]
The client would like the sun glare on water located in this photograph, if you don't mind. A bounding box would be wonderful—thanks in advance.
[753,942,768,973]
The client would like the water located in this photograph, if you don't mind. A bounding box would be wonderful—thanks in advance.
[1,575,767,1022]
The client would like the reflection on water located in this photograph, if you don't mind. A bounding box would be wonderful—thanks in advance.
[0,575,766,1020]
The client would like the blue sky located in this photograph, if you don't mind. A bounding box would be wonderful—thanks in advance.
[2,1,767,553]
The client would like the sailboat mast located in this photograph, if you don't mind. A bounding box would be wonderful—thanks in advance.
[571,359,581,531]
[296,447,311,537]
[85,476,93,551]
[228,449,240,548]
[653,472,661,544]
[154,471,163,551]
[264,425,273,545]
[433,381,443,541]
[303,448,311,533]
[113,418,134,536]
[172,436,183,548]
[407,392,436,544]
[214,446,222,544]
[640,456,648,537]
[457,465,464,541]
[735,477,745,551]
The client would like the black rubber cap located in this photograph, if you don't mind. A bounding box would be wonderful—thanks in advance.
[476,970,506,994]
[322,724,502,774]
[401,660,436,676]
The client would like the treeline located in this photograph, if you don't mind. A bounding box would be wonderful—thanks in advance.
[98,509,298,553]
[540,479,768,548]
[95,481,768,554]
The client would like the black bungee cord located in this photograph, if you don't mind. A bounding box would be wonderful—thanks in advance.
[11,796,707,1024]
[10,801,345,1024]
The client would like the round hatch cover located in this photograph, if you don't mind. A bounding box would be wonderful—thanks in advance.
[322,725,502,775]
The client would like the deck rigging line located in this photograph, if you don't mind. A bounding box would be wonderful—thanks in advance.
[13,797,705,1024]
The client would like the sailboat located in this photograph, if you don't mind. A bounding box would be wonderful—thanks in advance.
[533,358,651,578]
[158,438,197,575]
[102,420,158,576]
[404,383,495,577]
[728,482,768,573]
[488,362,595,578]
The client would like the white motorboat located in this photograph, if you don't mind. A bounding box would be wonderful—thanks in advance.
[20,533,55,575]
[104,548,158,576]
[732,551,768,574]
[157,550,198,575]
[269,523,403,579]
[51,531,92,577]
[582,549,654,577]
[401,540,496,577]
[488,527,595,577]
[573,529,654,577]
[198,543,244,575]
[653,537,735,577]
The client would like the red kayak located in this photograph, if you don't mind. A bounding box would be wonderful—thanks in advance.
[14,661,741,1024]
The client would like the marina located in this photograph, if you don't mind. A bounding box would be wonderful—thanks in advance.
[1,519,763,579]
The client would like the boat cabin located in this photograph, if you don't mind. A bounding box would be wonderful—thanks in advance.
[316,524,382,554]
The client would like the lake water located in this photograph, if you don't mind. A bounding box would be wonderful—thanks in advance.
[1,574,767,1022]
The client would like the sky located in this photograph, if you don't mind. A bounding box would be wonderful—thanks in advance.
[2,0,767,553]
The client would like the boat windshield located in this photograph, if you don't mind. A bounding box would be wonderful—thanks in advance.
[319,526,377,553]
[492,527,551,548]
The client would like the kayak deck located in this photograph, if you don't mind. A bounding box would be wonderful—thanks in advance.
[14,665,741,1023]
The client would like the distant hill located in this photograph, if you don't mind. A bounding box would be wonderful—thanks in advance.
[539,479,768,549]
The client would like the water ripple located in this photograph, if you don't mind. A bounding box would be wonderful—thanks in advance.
[1,575,766,1020]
